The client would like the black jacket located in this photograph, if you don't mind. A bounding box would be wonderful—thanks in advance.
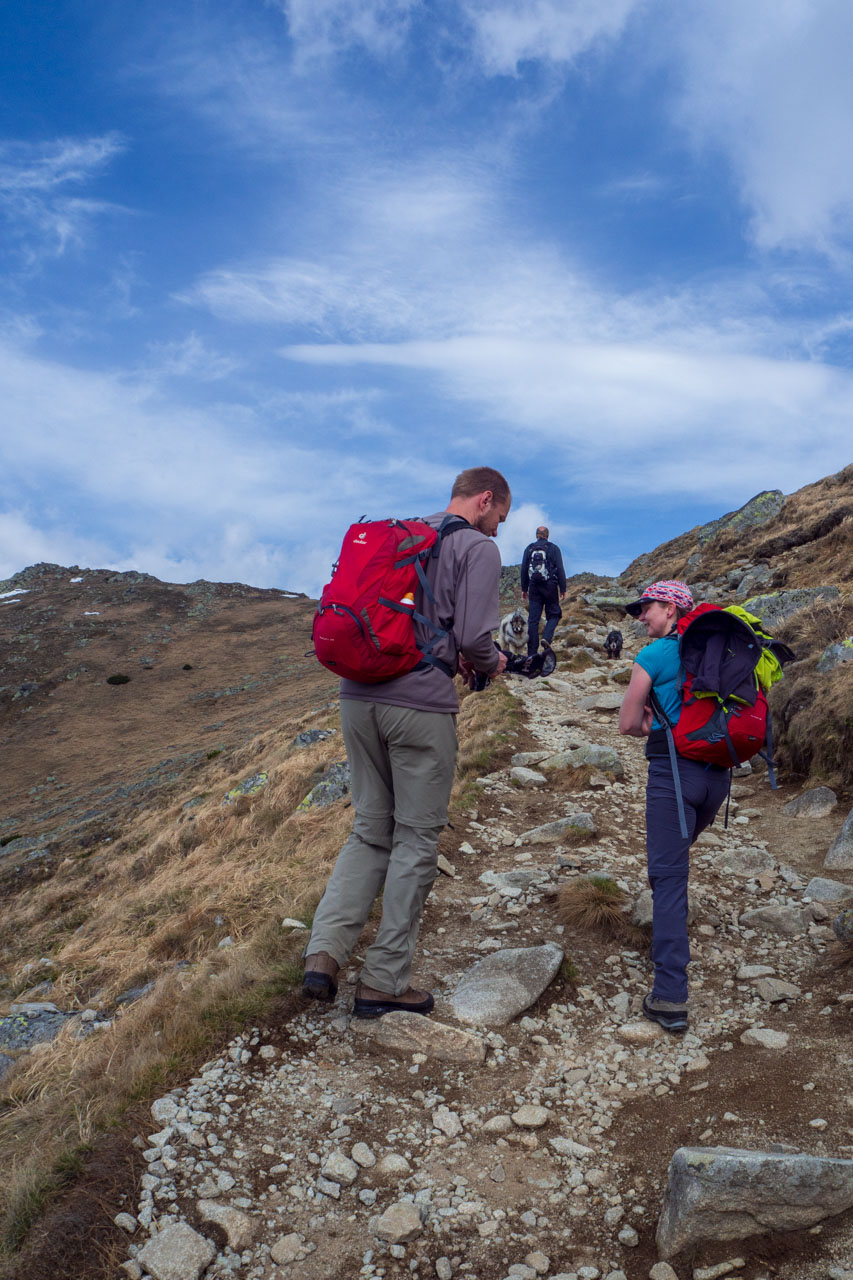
[520,539,566,593]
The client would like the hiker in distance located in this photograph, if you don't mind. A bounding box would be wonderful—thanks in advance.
[618,580,730,1034]
[520,525,566,656]
[303,466,510,1019]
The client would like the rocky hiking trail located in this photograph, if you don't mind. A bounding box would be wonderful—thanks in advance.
[115,631,853,1280]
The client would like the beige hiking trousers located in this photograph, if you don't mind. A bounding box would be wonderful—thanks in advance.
[306,698,457,995]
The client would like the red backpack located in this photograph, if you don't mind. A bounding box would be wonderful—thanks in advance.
[312,515,467,683]
[648,604,794,837]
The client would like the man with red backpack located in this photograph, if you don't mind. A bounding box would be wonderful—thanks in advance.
[618,580,730,1034]
[303,467,510,1018]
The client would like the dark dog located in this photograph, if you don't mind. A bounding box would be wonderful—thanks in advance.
[604,629,623,659]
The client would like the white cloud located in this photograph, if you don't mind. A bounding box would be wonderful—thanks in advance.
[283,0,421,62]
[668,0,853,254]
[0,135,126,259]
[284,334,853,502]
[461,0,642,75]
[0,339,459,593]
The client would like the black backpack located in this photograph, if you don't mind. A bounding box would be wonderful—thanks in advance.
[530,546,551,582]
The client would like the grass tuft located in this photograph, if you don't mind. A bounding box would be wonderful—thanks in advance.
[556,875,628,937]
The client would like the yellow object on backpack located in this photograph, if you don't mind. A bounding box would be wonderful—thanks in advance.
[723,604,783,692]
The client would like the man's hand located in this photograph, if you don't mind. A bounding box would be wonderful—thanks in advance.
[560,591,566,600]
[493,650,508,675]
[522,592,528,604]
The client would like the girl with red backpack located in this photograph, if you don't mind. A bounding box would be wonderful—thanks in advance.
[618,580,730,1034]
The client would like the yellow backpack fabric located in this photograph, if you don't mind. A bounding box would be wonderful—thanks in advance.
[723,604,783,692]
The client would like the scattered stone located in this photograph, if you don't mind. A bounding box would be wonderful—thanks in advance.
[512,1104,550,1129]
[833,908,853,944]
[618,1225,639,1247]
[291,728,335,748]
[826,806,853,872]
[450,943,564,1026]
[739,905,806,936]
[784,787,838,818]
[114,1212,137,1233]
[437,854,457,876]
[296,761,351,810]
[753,977,801,1003]
[136,1222,216,1280]
[511,751,550,767]
[657,1146,853,1257]
[649,1264,679,1280]
[374,1200,423,1244]
[376,1154,412,1177]
[739,1027,789,1050]
[433,1106,463,1137]
[222,771,268,803]
[197,1200,256,1250]
[511,766,547,788]
[542,743,624,778]
[804,876,852,902]
[352,1010,487,1063]
[352,1142,376,1168]
[722,847,775,877]
[150,1097,179,1126]
[817,639,853,673]
[519,815,596,844]
[321,1150,359,1185]
[693,1262,746,1280]
[616,1021,663,1045]
[735,964,775,980]
[270,1232,305,1265]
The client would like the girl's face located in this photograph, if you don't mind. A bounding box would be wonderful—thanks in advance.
[638,599,676,639]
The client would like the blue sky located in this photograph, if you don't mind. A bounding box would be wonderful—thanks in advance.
[2,0,853,594]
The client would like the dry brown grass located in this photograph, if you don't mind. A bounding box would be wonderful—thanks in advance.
[1,675,522,1263]
[770,592,853,786]
[556,875,629,937]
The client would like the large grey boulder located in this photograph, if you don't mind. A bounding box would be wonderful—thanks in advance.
[817,638,853,673]
[137,1222,216,1280]
[296,761,351,810]
[696,490,785,546]
[834,908,853,945]
[721,847,775,877]
[739,905,807,936]
[804,876,852,903]
[450,942,564,1026]
[542,743,624,778]
[825,806,853,872]
[743,585,839,630]
[351,1012,486,1064]
[578,691,623,712]
[657,1146,853,1258]
[519,814,596,844]
[784,786,838,818]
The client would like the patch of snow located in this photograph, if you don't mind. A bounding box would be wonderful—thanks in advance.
[0,589,29,600]
[83,611,100,616]
[69,577,83,583]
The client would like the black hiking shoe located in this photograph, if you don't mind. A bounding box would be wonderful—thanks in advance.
[642,994,688,1034]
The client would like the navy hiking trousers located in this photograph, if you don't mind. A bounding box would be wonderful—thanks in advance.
[527,580,562,654]
[645,755,730,1003]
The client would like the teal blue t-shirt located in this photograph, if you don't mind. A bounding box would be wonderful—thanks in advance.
[635,633,682,729]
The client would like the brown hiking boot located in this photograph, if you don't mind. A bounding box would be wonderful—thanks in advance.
[353,982,434,1019]
[302,952,339,1002]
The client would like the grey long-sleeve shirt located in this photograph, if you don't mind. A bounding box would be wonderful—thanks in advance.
[340,511,502,714]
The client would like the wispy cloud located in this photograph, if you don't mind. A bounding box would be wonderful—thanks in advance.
[282,0,421,63]
[667,1,853,256]
[461,0,642,75]
[0,135,126,259]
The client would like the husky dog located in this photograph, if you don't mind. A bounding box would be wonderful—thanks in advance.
[604,628,624,659]
[498,607,528,655]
